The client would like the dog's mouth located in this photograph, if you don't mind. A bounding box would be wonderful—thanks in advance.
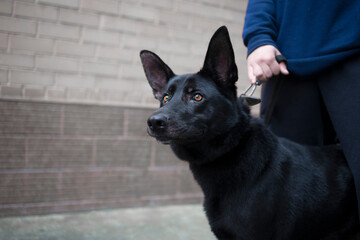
[147,112,208,144]
[147,126,207,144]
[154,136,172,144]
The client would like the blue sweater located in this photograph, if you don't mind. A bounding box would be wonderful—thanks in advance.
[242,0,360,77]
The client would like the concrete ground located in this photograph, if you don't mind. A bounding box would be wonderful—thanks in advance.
[0,204,216,240]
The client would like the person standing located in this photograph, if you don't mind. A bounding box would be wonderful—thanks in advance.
[242,0,360,217]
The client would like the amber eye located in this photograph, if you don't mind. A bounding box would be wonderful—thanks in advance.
[163,94,170,103]
[193,94,203,102]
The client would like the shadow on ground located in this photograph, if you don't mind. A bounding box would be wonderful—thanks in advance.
[0,204,216,240]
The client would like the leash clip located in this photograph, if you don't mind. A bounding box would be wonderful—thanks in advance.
[240,55,287,106]
[240,79,262,106]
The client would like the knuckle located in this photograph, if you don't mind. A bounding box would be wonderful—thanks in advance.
[253,68,262,76]
[259,56,273,64]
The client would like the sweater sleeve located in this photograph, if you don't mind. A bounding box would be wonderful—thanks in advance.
[242,0,278,56]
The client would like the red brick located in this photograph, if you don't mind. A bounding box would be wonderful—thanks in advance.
[96,140,151,168]
[140,171,177,196]
[60,172,96,201]
[0,101,62,135]
[91,171,142,200]
[63,104,124,136]
[0,138,26,169]
[126,108,155,137]
[154,141,183,167]
[0,173,58,204]
[27,139,93,168]
[178,169,202,194]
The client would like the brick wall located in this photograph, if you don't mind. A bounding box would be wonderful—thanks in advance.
[0,100,203,216]
[0,0,253,216]
[0,0,250,105]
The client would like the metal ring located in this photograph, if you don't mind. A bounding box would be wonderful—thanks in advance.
[275,55,287,64]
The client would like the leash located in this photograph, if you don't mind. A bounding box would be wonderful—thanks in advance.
[263,55,287,126]
[240,55,287,127]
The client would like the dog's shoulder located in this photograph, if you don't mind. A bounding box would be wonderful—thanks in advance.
[237,97,251,115]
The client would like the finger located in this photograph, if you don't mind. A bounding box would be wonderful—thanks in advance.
[247,65,257,84]
[268,59,281,76]
[273,51,289,75]
[253,64,266,82]
[279,62,289,75]
[260,63,273,80]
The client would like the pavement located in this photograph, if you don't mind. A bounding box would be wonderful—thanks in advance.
[0,204,216,240]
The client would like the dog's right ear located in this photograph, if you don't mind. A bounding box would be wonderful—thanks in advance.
[200,26,238,89]
[140,50,175,100]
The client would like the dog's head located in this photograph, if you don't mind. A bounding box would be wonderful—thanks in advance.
[140,26,246,144]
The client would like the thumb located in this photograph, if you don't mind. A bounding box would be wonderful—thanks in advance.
[274,49,289,75]
[274,48,282,56]
[280,62,289,75]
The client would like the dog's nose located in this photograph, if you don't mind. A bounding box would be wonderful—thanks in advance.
[147,114,169,131]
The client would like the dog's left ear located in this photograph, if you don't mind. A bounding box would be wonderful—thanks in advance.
[140,50,175,100]
[200,26,238,87]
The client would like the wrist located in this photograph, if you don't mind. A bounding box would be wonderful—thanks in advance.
[245,34,277,57]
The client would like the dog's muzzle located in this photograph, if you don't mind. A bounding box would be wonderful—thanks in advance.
[147,113,169,133]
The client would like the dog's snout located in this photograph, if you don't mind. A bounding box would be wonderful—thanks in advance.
[147,114,169,131]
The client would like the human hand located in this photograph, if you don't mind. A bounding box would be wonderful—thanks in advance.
[247,45,289,84]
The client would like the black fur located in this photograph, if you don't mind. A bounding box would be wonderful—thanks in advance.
[140,26,360,239]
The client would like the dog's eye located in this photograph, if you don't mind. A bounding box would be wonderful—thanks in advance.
[193,94,203,102]
[163,94,171,103]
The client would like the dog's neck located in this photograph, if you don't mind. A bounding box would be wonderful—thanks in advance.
[188,118,279,200]
[170,112,251,165]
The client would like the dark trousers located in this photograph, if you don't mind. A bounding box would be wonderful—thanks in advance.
[260,53,360,217]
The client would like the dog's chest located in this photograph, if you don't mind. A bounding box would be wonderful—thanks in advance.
[190,161,292,239]
[203,191,282,239]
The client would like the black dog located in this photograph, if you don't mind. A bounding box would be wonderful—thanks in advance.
[140,26,359,239]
